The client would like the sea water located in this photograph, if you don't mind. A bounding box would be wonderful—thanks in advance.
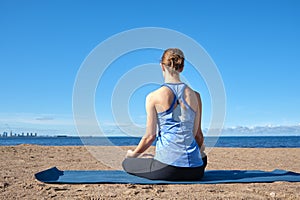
[0,136,299,147]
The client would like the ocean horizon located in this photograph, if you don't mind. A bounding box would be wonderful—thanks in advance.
[0,135,299,148]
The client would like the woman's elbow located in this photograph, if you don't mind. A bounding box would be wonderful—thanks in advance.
[195,132,204,144]
[149,134,156,142]
[144,133,156,143]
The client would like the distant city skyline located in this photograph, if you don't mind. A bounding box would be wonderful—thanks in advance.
[0,131,38,137]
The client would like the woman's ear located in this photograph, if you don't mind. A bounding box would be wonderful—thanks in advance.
[160,63,165,72]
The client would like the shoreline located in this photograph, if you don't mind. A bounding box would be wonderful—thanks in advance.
[0,145,299,199]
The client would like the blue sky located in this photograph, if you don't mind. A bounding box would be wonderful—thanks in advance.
[0,0,299,136]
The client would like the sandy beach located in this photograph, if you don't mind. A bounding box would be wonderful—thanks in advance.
[0,145,299,199]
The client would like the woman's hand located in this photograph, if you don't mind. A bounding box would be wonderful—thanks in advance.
[126,150,138,158]
[200,144,206,158]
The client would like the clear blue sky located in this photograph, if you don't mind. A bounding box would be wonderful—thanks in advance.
[0,0,299,136]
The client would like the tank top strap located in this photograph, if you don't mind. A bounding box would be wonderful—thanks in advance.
[161,83,176,98]
[175,83,187,101]
[160,83,178,113]
[162,83,195,113]
[162,83,186,100]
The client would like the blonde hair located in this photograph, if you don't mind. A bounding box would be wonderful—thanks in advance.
[161,48,185,74]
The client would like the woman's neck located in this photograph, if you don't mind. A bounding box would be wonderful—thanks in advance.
[164,72,181,83]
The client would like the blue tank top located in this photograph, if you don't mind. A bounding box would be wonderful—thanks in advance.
[154,83,203,167]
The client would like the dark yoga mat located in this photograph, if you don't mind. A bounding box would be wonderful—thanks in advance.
[35,167,300,184]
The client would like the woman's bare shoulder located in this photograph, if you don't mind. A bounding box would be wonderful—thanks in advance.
[193,90,200,97]
[184,85,200,97]
[151,86,170,96]
[147,87,171,103]
[146,88,162,100]
[192,90,202,104]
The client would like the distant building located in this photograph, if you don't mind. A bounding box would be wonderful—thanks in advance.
[1,132,8,137]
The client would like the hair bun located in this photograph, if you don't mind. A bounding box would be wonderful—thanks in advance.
[169,54,183,70]
[161,48,185,73]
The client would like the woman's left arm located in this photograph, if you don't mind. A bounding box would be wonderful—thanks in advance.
[126,93,157,158]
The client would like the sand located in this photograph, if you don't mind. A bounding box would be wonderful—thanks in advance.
[0,145,299,199]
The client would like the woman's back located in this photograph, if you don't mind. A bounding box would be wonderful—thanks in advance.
[153,82,203,167]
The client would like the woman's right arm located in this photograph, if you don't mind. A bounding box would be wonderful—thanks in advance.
[194,91,205,153]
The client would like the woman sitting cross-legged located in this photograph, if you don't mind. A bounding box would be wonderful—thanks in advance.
[122,48,207,181]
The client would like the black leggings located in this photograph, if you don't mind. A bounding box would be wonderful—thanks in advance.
[122,156,207,181]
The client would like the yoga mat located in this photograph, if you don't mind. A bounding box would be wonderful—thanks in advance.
[35,167,300,184]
